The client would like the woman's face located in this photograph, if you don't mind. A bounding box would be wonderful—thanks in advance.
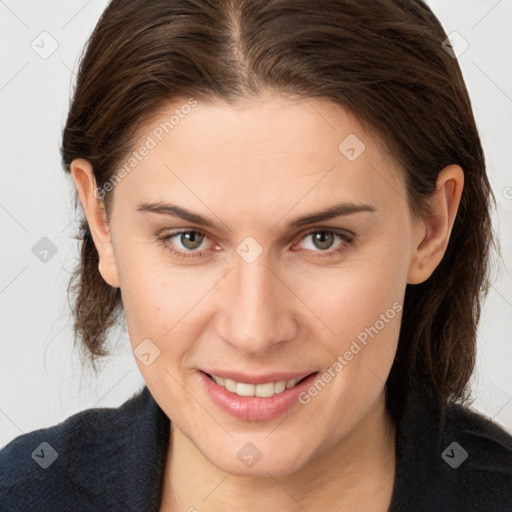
[76,92,441,476]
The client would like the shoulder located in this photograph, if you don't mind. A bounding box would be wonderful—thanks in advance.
[439,401,512,511]
[444,399,512,462]
[0,386,154,511]
[391,388,512,512]
[442,400,512,493]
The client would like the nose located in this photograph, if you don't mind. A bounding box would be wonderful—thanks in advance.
[217,250,298,355]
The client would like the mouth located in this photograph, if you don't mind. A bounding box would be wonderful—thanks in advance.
[198,369,321,421]
[201,370,319,398]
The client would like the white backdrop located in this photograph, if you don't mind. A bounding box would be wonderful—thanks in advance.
[1,0,511,449]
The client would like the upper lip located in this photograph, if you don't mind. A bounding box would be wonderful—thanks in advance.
[200,369,318,385]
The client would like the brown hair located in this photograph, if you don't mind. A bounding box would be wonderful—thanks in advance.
[61,0,498,420]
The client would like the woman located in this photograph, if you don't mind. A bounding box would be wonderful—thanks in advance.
[1,0,511,510]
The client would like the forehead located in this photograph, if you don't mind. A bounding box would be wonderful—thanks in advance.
[111,93,405,217]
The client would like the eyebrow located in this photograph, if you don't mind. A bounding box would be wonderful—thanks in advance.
[136,200,377,230]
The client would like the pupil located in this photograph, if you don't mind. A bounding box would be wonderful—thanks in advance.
[182,231,203,249]
[314,232,333,250]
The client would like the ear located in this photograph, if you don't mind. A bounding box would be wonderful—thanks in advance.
[407,164,464,285]
[70,159,120,288]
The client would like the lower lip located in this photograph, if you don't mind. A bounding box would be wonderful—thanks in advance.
[198,370,320,422]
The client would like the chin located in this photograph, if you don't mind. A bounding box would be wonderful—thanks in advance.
[202,437,314,478]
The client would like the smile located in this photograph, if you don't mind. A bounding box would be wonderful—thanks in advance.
[205,372,311,398]
[198,370,321,421]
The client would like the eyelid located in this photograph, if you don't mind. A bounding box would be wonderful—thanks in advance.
[292,228,354,255]
[165,228,216,250]
[294,225,355,242]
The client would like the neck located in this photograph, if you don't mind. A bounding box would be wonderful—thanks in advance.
[160,389,396,512]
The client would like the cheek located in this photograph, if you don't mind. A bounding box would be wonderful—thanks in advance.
[289,246,406,388]
[294,256,404,340]
[118,250,217,350]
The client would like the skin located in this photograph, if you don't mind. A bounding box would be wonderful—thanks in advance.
[71,91,464,512]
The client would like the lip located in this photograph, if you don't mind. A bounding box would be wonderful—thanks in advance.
[198,369,320,422]
[199,369,316,385]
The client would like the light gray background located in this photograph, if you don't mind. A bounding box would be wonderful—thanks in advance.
[1,0,511,449]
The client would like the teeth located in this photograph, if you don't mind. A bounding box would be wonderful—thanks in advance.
[209,374,303,397]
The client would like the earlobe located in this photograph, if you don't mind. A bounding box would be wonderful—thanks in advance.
[70,159,121,288]
[407,164,464,285]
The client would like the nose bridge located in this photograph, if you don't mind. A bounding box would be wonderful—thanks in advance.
[223,249,293,353]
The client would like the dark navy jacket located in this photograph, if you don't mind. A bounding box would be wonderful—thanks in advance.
[1,385,511,511]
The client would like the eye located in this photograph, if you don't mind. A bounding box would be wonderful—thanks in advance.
[293,229,353,257]
[157,228,353,259]
[157,229,214,259]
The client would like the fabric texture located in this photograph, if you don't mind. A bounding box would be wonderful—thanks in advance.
[1,384,511,511]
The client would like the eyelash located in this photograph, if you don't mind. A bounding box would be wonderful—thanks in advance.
[156,228,354,260]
